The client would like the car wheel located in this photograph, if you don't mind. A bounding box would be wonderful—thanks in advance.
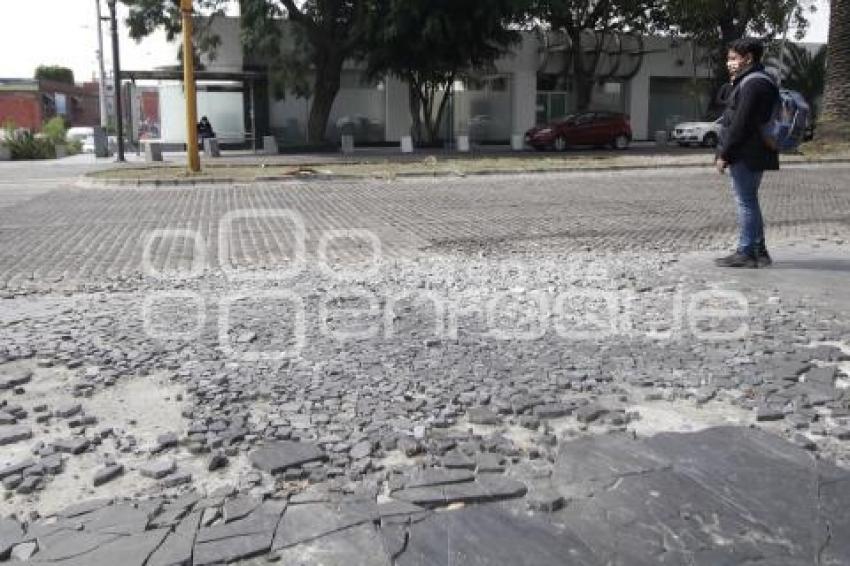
[553,135,567,151]
[613,134,630,150]
[702,132,718,148]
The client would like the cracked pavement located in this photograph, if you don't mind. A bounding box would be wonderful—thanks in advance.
[0,158,849,564]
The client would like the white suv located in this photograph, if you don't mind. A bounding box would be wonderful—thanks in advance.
[671,119,722,148]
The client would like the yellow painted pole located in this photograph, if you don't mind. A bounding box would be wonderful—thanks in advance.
[181,0,200,172]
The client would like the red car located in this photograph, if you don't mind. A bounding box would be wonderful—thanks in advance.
[525,111,632,151]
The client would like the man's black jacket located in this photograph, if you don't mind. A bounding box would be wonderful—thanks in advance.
[718,64,780,171]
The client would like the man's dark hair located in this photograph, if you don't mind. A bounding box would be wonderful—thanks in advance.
[728,38,765,63]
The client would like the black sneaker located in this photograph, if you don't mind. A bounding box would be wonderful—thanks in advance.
[756,248,772,267]
[714,251,757,268]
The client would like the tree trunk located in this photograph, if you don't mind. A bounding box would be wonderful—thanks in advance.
[563,29,598,112]
[819,0,850,142]
[573,73,595,111]
[408,81,424,144]
[306,52,343,144]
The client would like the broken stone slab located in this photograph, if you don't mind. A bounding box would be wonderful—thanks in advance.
[273,522,392,566]
[379,523,408,562]
[147,511,200,566]
[161,471,192,488]
[53,528,170,566]
[575,404,608,424]
[93,464,124,487]
[350,440,373,460]
[207,451,228,471]
[0,369,32,389]
[80,501,161,535]
[16,476,41,494]
[441,450,476,470]
[550,426,850,565]
[0,458,35,480]
[3,475,22,491]
[390,478,529,510]
[54,403,82,418]
[10,541,37,561]
[467,407,502,425]
[395,505,598,566]
[553,432,671,493]
[193,532,272,566]
[34,530,122,562]
[53,437,90,454]
[196,500,286,544]
[397,468,474,491]
[193,501,286,566]
[223,495,260,523]
[476,453,506,473]
[153,432,180,452]
[249,441,326,474]
[755,405,786,421]
[376,501,428,520]
[272,501,375,550]
[534,403,573,419]
[55,498,114,519]
[0,518,24,561]
[0,425,32,446]
[140,458,177,479]
[527,488,566,512]
[149,492,201,529]
[805,365,838,385]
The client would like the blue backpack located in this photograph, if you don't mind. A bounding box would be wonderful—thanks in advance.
[739,71,811,153]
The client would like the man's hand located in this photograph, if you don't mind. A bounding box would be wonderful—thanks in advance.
[715,158,728,174]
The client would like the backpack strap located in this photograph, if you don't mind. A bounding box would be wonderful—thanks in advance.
[739,70,777,90]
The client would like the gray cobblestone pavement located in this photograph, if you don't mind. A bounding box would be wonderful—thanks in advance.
[0,164,848,288]
[0,162,849,564]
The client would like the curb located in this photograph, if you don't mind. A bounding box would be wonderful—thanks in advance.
[80,156,850,188]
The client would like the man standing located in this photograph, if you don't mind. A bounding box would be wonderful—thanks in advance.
[715,38,780,268]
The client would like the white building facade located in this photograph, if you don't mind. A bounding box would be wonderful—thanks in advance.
[151,18,719,145]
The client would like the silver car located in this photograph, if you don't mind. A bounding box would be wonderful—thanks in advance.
[671,119,722,148]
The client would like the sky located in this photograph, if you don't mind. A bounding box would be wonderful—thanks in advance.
[0,0,833,83]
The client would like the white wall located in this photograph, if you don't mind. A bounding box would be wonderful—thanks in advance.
[202,17,721,143]
[627,37,712,139]
[158,83,245,143]
[201,17,244,73]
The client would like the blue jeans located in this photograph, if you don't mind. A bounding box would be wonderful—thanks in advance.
[729,162,765,254]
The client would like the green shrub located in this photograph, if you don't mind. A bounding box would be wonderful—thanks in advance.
[67,139,83,155]
[2,126,55,160]
[42,116,68,146]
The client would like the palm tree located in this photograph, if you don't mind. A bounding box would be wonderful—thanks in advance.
[820,0,850,142]
[776,43,827,116]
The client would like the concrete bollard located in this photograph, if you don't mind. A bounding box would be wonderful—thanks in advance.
[655,131,668,146]
[511,134,525,151]
[0,144,11,161]
[262,135,278,155]
[456,135,470,153]
[340,134,354,154]
[93,127,109,158]
[400,136,413,153]
[54,145,67,159]
[203,137,221,157]
[144,142,163,162]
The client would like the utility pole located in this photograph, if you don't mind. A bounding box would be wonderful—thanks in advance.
[95,0,108,128]
[106,0,125,162]
[181,0,200,172]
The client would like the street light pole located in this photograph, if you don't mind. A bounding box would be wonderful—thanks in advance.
[107,0,125,162]
[181,0,200,172]
[95,0,108,128]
